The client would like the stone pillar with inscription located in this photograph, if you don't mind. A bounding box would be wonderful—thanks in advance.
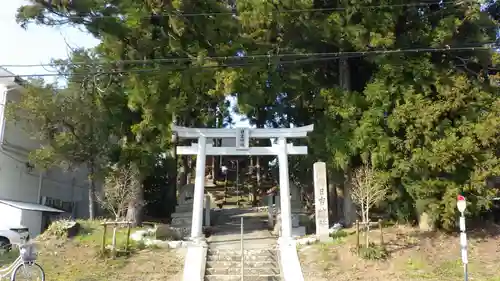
[170,184,195,238]
[314,161,330,242]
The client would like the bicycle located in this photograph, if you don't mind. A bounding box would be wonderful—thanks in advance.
[0,242,45,281]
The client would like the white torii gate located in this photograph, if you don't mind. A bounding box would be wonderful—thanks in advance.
[172,124,314,241]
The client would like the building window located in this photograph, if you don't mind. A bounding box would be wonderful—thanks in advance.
[42,196,75,213]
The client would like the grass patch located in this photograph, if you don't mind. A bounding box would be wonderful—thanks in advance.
[433,260,463,278]
[33,219,185,281]
[315,243,339,271]
[403,257,435,279]
[214,180,235,186]
[0,249,19,267]
[300,225,500,281]
[329,230,349,240]
[67,220,145,254]
[402,256,465,279]
[356,243,389,260]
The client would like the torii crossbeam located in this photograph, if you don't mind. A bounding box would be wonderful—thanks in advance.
[172,125,314,241]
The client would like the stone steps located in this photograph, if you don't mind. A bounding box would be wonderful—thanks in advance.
[206,260,279,268]
[215,223,268,230]
[204,274,281,281]
[204,248,281,281]
[208,248,278,256]
[206,254,277,262]
[206,267,280,275]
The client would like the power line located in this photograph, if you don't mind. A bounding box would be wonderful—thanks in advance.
[17,1,471,21]
[5,1,493,70]
[0,44,496,78]
[1,43,496,69]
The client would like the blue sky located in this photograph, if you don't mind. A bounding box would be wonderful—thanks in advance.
[0,0,99,80]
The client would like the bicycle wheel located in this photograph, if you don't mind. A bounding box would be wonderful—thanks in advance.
[10,262,45,281]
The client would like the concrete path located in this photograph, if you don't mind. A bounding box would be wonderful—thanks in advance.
[204,207,282,280]
[208,207,277,249]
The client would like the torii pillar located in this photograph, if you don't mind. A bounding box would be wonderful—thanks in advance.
[172,125,314,241]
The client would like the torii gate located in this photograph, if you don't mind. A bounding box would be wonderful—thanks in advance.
[172,125,314,241]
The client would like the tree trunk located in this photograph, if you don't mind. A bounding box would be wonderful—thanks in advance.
[327,170,342,222]
[211,153,216,181]
[186,157,194,184]
[255,137,262,196]
[88,179,95,220]
[249,157,258,206]
[256,156,261,188]
[365,205,370,246]
[339,57,356,227]
[343,169,356,226]
[214,151,220,182]
[328,181,338,221]
[126,201,142,227]
[126,180,144,227]
[88,163,96,220]
[169,137,178,214]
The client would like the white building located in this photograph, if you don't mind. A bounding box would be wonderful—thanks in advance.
[0,68,92,237]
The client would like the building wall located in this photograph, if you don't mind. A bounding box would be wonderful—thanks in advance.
[20,209,42,237]
[0,151,39,203]
[0,83,92,219]
[0,203,22,228]
[0,144,91,217]
[41,172,90,218]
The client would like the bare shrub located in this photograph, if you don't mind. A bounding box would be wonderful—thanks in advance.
[351,165,388,246]
[97,163,141,220]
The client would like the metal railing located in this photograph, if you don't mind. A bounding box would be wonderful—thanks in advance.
[240,217,244,281]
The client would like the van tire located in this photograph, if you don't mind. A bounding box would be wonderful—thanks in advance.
[0,237,11,252]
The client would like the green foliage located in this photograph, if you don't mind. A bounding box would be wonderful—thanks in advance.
[0,248,20,265]
[383,186,416,224]
[40,220,76,239]
[13,0,500,228]
[329,230,349,240]
[356,243,389,261]
[143,156,175,218]
[308,2,499,229]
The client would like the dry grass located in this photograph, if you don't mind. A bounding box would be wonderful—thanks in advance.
[299,224,500,281]
[0,220,185,281]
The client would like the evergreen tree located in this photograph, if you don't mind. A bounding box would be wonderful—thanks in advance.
[14,0,500,229]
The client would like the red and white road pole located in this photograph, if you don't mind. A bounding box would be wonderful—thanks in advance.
[457,195,468,281]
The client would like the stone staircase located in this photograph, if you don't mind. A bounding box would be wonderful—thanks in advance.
[204,247,281,281]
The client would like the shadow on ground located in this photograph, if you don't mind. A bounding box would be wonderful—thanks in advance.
[210,208,271,235]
